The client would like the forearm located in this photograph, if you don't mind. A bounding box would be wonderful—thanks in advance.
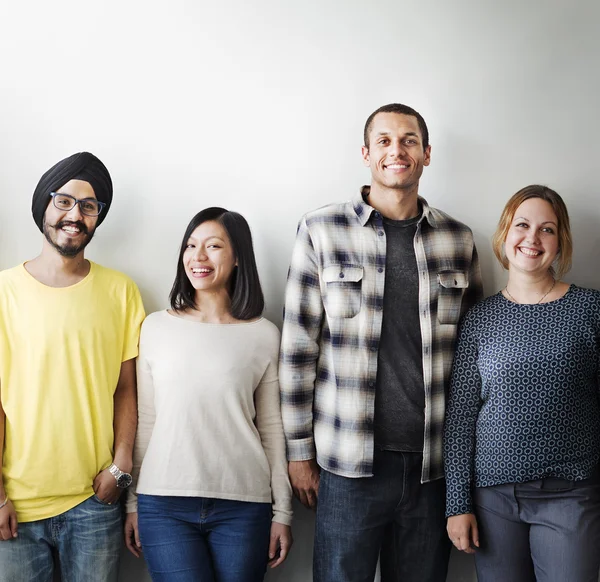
[280,216,323,459]
[113,359,137,472]
[279,356,318,461]
[256,377,293,525]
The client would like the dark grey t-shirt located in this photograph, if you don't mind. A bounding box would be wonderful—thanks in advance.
[374,214,425,452]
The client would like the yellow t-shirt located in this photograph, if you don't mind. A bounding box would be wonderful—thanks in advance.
[0,262,145,522]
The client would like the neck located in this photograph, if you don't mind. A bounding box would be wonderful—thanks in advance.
[25,243,90,286]
[367,184,420,220]
[187,289,235,323]
[505,270,556,303]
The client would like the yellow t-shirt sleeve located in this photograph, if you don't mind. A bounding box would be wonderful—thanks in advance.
[122,282,146,362]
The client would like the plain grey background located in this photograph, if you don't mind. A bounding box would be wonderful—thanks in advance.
[1,0,599,580]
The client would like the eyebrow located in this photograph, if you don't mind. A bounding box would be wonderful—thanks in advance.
[374,131,420,139]
[514,216,558,225]
[187,235,226,242]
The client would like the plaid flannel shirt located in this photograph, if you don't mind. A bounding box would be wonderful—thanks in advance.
[279,188,483,482]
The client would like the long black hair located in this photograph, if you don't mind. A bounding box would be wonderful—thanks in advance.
[169,207,264,320]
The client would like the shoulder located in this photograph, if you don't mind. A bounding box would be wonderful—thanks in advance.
[568,285,600,301]
[301,200,357,229]
[424,203,474,235]
[91,262,142,299]
[563,285,600,312]
[141,310,168,328]
[91,262,137,287]
[139,311,170,345]
[250,318,281,348]
[460,293,504,326]
[0,264,25,286]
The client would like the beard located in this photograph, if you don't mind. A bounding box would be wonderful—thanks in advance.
[43,218,96,258]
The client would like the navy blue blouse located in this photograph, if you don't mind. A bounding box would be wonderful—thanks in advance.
[444,285,600,517]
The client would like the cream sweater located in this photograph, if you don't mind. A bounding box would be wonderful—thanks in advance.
[126,311,293,525]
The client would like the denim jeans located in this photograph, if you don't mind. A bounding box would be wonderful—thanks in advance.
[137,494,272,582]
[473,472,600,582]
[0,494,122,582]
[314,450,451,582]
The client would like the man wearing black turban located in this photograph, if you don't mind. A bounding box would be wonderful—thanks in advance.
[30,151,113,258]
[0,153,145,582]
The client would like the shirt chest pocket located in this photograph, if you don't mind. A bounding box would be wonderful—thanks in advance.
[437,271,469,324]
[322,265,364,319]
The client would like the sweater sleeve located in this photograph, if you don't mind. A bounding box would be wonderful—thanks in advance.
[255,338,294,526]
[125,326,156,514]
[443,311,482,517]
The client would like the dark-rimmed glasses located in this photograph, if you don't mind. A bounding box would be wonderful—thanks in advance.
[49,192,106,217]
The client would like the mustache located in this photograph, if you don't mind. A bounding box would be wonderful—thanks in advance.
[51,220,89,235]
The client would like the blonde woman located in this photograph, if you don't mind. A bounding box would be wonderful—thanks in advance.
[444,185,600,582]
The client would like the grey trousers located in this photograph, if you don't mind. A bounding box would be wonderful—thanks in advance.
[473,472,600,582]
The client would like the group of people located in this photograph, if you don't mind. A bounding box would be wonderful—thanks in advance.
[0,102,597,582]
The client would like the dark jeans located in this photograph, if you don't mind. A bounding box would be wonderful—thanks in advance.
[137,494,272,582]
[0,495,122,582]
[314,450,451,582]
[474,472,600,582]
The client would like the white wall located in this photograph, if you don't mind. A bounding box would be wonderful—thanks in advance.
[2,0,599,580]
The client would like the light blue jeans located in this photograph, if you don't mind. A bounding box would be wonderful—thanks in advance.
[0,494,122,582]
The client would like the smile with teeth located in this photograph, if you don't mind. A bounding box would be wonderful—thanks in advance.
[385,163,409,170]
[518,247,542,257]
[61,226,81,234]
[191,267,213,276]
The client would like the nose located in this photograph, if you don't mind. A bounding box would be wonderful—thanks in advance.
[193,246,208,261]
[389,139,406,157]
[65,201,84,221]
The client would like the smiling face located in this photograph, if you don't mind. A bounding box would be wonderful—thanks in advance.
[183,220,237,295]
[43,179,98,258]
[504,197,560,276]
[361,112,431,196]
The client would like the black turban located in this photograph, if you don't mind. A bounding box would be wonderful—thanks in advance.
[31,152,113,232]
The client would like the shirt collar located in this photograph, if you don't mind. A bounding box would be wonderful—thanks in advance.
[353,186,438,228]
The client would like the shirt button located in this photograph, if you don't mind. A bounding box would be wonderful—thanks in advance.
[370,346,377,352]
[378,267,383,273]
[339,273,345,279]
[373,212,380,218]
[378,231,384,236]
[368,381,375,388]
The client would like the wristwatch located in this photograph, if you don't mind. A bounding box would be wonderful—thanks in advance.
[108,463,133,488]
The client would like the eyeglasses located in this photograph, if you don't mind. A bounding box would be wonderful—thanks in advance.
[49,192,106,217]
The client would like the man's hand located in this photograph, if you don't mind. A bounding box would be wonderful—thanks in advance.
[93,468,121,505]
[447,513,479,554]
[124,512,142,558]
[288,459,320,510]
[268,522,293,568]
[0,499,18,541]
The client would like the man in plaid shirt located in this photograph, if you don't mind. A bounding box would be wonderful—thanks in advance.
[280,103,483,581]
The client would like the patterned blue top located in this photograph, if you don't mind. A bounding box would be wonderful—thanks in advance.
[444,285,600,517]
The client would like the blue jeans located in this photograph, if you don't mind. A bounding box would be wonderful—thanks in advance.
[137,494,272,582]
[473,472,600,582]
[0,494,122,582]
[314,450,451,582]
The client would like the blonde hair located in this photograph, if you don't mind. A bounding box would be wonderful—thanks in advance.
[492,185,572,278]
